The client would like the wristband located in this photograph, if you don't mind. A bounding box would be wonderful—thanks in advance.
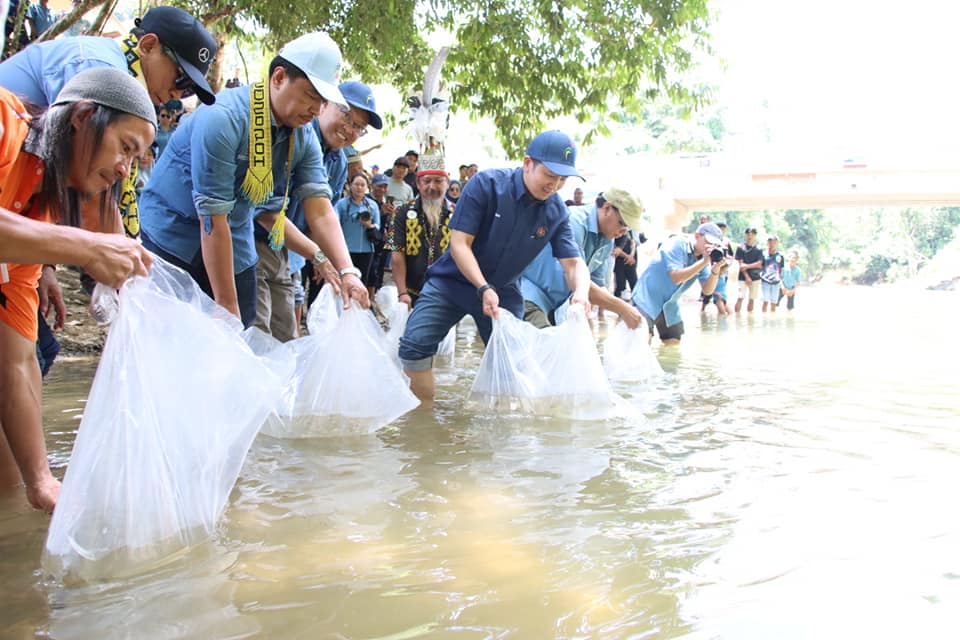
[397,291,409,296]
[477,283,495,299]
[339,266,362,279]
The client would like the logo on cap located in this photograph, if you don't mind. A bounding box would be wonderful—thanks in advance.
[563,146,573,160]
[198,47,210,64]
[366,94,373,104]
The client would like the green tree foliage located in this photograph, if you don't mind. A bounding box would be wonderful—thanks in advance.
[173,0,711,156]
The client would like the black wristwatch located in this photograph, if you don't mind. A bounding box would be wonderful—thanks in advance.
[477,283,495,299]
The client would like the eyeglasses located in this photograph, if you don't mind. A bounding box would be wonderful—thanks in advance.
[162,46,196,99]
[337,104,368,137]
[159,113,171,119]
[610,204,628,229]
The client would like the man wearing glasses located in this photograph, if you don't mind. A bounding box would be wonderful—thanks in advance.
[398,130,593,402]
[0,6,216,109]
[520,187,644,329]
[258,79,383,340]
[139,32,370,328]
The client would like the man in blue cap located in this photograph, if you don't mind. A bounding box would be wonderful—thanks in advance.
[297,79,384,308]
[398,130,592,402]
[140,33,371,328]
[631,221,726,344]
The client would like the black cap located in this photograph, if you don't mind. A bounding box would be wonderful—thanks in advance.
[394,157,410,168]
[137,6,218,105]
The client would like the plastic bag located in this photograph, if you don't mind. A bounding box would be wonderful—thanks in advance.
[465,310,547,413]
[305,281,340,337]
[262,285,420,438]
[435,324,456,363]
[467,307,631,420]
[44,258,285,582]
[603,320,664,383]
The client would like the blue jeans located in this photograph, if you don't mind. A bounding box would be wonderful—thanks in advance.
[142,232,258,328]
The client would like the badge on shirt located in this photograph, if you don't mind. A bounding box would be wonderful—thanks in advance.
[407,210,417,220]
[535,226,547,238]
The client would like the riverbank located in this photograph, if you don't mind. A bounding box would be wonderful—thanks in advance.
[55,268,107,356]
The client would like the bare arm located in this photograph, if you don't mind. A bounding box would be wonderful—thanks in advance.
[558,256,591,314]
[301,196,369,309]
[198,215,240,318]
[0,208,150,288]
[449,229,499,318]
[669,254,711,285]
[588,282,641,329]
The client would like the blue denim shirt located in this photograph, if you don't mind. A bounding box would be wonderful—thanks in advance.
[335,195,380,253]
[139,85,331,273]
[425,167,579,314]
[632,234,710,326]
[258,121,347,273]
[519,204,612,314]
[0,36,127,107]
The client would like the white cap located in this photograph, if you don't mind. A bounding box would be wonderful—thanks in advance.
[278,32,347,106]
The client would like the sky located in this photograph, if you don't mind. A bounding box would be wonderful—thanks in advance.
[708,0,960,156]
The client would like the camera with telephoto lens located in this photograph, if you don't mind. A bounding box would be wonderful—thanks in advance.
[709,246,725,263]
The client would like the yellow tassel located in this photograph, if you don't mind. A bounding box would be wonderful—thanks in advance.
[268,213,285,251]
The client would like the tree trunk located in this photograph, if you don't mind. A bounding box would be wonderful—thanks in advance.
[36,0,106,43]
[4,0,29,59]
[207,31,227,94]
[88,0,119,36]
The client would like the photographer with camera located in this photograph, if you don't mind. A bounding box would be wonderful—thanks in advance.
[630,222,727,344]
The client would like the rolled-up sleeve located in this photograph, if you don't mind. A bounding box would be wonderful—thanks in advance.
[190,107,242,217]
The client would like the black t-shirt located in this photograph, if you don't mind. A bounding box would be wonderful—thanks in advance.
[735,243,763,281]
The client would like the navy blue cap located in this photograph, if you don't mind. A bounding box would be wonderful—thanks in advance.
[371,173,389,185]
[338,80,382,130]
[137,6,218,105]
[525,130,582,179]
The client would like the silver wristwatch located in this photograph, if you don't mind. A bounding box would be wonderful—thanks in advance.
[312,249,328,265]
[339,266,362,279]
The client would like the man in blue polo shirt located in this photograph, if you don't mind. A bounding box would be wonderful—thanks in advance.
[520,187,644,329]
[139,32,369,327]
[398,130,592,401]
[631,222,725,344]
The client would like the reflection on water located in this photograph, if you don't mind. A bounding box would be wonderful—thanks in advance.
[2,286,960,638]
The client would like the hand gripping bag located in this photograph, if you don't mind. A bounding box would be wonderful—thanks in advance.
[466,309,548,413]
[603,319,664,383]
[467,307,632,420]
[262,285,420,438]
[43,258,286,582]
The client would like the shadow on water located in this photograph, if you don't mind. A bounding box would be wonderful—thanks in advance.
[2,286,959,638]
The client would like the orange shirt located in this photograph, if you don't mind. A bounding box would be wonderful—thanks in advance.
[0,87,49,342]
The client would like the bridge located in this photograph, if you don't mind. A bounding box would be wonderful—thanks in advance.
[603,152,960,231]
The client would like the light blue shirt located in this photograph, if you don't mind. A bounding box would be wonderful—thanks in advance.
[139,85,331,274]
[26,3,55,38]
[520,204,612,316]
[335,195,380,253]
[632,235,710,327]
[782,264,802,288]
[0,36,127,107]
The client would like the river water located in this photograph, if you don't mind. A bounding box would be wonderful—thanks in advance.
[1,285,959,639]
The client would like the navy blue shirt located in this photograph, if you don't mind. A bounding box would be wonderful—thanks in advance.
[425,167,579,313]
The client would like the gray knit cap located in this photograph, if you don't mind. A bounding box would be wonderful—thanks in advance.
[51,68,157,128]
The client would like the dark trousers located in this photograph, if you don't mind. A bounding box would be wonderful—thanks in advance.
[614,260,637,298]
[142,232,257,328]
[35,311,60,377]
